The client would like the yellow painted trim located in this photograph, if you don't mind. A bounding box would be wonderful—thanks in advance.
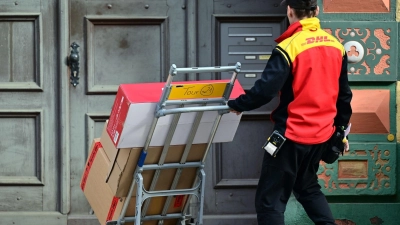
[396,81,400,142]
[397,0,400,22]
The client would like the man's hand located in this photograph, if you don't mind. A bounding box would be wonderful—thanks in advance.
[343,123,351,151]
[343,139,350,151]
[230,109,242,115]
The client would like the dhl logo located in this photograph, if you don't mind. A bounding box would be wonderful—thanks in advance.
[301,36,334,46]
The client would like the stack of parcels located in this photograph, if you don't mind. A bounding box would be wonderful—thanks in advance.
[80,80,245,225]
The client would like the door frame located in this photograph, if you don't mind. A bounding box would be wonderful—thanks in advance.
[58,0,70,215]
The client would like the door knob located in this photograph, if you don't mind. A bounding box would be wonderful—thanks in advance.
[68,42,80,87]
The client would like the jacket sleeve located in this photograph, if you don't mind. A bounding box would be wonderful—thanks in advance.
[228,48,291,112]
[334,53,353,127]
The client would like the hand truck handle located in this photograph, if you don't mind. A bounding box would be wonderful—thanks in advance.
[169,62,241,75]
[156,105,230,117]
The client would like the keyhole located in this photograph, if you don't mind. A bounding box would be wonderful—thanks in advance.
[73,71,77,77]
[347,46,359,57]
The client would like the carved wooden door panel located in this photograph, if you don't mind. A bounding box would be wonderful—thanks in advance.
[0,1,64,224]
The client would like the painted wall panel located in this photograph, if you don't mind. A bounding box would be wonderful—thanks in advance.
[322,22,397,82]
[319,142,396,195]
[318,0,396,21]
[323,0,390,13]
[350,89,390,134]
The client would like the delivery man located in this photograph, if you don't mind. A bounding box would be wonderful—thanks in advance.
[228,0,352,224]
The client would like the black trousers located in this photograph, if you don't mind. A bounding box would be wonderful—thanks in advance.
[255,139,336,225]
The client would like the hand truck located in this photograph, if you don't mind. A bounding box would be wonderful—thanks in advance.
[106,62,241,225]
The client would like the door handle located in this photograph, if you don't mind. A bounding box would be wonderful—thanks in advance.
[68,42,80,87]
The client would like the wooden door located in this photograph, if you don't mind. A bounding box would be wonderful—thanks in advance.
[67,0,187,224]
[197,1,286,224]
[0,0,65,224]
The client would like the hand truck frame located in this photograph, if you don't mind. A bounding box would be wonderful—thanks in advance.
[106,62,241,225]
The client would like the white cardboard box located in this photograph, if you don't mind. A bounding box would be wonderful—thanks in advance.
[107,80,244,148]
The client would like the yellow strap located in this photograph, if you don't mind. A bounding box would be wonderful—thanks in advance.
[168,83,227,100]
[276,48,290,66]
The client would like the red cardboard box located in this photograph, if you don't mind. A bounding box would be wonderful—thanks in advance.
[107,80,244,148]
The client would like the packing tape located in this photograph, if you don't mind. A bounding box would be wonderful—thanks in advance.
[106,196,120,222]
[81,142,103,191]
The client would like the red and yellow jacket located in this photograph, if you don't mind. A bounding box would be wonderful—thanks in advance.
[228,17,352,144]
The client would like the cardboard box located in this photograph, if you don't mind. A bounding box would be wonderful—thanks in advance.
[101,121,207,197]
[81,139,187,225]
[107,80,244,148]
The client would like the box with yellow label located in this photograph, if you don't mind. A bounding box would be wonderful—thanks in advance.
[107,80,244,148]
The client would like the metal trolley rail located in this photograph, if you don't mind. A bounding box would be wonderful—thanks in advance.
[106,62,241,225]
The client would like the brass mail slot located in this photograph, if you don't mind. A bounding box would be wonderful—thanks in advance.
[259,55,271,60]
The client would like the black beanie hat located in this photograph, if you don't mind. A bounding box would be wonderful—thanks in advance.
[280,0,317,10]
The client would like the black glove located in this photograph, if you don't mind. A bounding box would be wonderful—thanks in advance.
[321,127,345,164]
